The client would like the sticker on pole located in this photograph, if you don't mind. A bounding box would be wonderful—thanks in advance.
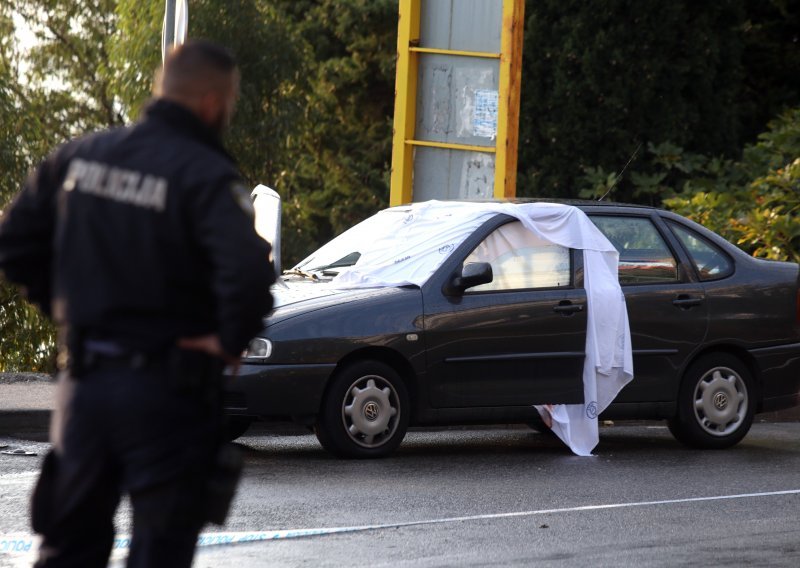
[473,89,498,139]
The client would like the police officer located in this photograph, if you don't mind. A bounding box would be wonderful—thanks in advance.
[0,40,274,567]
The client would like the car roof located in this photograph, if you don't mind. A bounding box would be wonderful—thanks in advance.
[411,197,659,213]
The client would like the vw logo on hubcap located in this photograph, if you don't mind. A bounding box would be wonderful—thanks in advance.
[713,392,728,410]
[363,401,380,421]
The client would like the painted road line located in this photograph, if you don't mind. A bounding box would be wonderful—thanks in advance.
[190,488,800,547]
[0,472,39,487]
[3,488,800,558]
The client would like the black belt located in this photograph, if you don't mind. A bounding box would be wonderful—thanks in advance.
[81,339,162,372]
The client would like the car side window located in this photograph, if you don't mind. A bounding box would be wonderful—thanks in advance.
[463,221,571,292]
[590,216,679,285]
[668,222,733,281]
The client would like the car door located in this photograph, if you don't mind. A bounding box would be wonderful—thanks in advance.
[423,219,587,408]
[588,213,709,403]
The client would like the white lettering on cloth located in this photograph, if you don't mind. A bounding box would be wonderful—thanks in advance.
[63,158,168,212]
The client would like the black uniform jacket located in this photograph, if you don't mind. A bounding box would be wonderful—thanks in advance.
[0,99,275,356]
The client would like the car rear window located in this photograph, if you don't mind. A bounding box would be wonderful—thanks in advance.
[668,222,733,280]
[590,216,679,285]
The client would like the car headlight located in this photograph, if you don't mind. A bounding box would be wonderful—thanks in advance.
[242,337,272,360]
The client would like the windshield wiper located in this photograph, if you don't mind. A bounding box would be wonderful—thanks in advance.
[309,252,362,273]
[282,268,319,281]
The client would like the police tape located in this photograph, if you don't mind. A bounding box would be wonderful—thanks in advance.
[189,487,800,549]
[3,488,800,557]
[0,536,34,554]
[0,524,379,560]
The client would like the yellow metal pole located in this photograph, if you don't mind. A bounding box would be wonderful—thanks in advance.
[494,0,525,199]
[409,47,501,59]
[407,140,496,153]
[389,0,421,207]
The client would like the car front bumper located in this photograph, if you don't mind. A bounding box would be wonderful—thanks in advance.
[223,362,336,420]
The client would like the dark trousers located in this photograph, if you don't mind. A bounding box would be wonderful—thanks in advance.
[32,364,223,568]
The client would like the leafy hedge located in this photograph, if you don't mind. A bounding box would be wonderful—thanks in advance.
[578,108,800,262]
[664,108,800,263]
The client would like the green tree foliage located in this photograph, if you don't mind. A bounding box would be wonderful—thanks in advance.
[518,0,746,199]
[738,0,800,143]
[0,283,56,372]
[11,0,125,137]
[112,0,307,198]
[275,0,397,263]
[662,109,800,263]
[578,108,800,262]
[110,0,392,265]
[0,5,57,371]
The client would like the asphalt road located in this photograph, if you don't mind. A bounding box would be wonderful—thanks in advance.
[2,415,799,568]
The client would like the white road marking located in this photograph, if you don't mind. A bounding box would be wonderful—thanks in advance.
[192,488,800,546]
[3,488,800,559]
[0,472,38,486]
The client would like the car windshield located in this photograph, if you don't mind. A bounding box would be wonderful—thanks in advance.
[293,207,415,277]
[290,201,608,289]
[291,202,499,286]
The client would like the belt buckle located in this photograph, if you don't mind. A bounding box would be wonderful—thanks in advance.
[131,352,147,369]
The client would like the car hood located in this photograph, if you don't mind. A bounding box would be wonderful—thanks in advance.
[265,280,413,325]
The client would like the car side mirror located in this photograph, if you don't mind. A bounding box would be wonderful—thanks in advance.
[444,262,493,295]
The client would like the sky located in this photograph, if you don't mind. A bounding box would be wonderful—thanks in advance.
[12,10,37,51]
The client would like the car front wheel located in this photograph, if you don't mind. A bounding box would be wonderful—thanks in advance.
[314,360,410,458]
[668,353,755,449]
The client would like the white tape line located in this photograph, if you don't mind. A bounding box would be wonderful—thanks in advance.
[191,488,800,547]
[3,488,800,557]
[0,472,38,486]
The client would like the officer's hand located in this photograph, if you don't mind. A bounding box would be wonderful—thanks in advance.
[177,334,240,374]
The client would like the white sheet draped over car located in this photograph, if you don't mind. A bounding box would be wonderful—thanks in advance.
[316,200,633,456]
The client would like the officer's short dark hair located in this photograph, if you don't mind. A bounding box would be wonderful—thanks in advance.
[168,40,237,75]
[157,39,238,98]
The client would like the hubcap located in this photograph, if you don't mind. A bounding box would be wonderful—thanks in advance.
[692,366,748,436]
[341,374,400,448]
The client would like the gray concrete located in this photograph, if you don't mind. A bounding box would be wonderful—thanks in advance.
[2,372,798,566]
[0,383,54,411]
[2,421,800,567]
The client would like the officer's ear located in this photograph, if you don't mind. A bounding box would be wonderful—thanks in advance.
[199,91,230,135]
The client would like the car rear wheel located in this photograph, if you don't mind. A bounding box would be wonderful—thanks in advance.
[314,360,410,458]
[668,353,755,449]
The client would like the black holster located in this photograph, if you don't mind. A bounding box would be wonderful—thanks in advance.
[63,328,86,379]
[203,443,243,525]
[31,450,58,534]
[167,348,225,397]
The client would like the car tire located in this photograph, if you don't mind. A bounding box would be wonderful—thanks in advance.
[667,353,755,449]
[314,360,410,459]
[225,417,253,441]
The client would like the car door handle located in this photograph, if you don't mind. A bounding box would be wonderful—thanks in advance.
[553,301,584,315]
[672,295,704,309]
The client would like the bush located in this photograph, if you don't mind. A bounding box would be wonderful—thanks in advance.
[578,108,800,263]
[0,281,56,372]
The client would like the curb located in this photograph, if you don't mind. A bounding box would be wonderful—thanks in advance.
[0,410,51,438]
[0,372,53,384]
